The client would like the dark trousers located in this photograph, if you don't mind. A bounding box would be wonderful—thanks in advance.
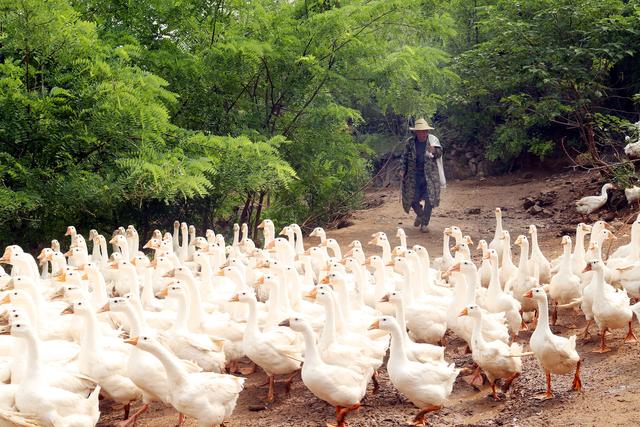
[411,178,432,226]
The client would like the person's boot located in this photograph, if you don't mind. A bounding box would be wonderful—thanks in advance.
[413,205,423,227]
[420,205,433,233]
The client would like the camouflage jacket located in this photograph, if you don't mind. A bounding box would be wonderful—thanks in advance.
[401,136,443,213]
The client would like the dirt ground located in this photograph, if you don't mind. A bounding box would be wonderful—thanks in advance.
[98,169,640,427]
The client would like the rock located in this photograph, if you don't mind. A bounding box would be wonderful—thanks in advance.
[607,189,627,211]
[477,159,496,177]
[465,207,481,215]
[541,208,554,218]
[602,211,616,222]
[537,191,558,206]
[523,197,536,209]
[528,204,544,215]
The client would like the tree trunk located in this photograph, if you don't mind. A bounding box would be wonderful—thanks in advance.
[252,191,266,242]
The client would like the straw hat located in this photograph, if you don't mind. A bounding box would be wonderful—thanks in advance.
[409,118,434,131]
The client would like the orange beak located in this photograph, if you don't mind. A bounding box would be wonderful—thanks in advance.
[604,222,613,230]
[385,260,395,267]
[448,263,461,273]
[483,253,491,260]
[109,262,119,270]
[379,294,390,303]
[582,263,593,273]
[368,320,380,331]
[266,240,276,249]
[305,288,318,300]
[215,269,225,277]
[81,272,89,280]
[458,308,469,317]
[320,276,330,284]
[256,276,265,285]
[162,269,175,278]
[61,305,74,315]
[0,295,10,304]
[523,290,534,298]
[257,221,265,229]
[229,294,240,303]
[124,337,139,346]
[156,287,169,298]
[63,250,73,257]
[97,303,110,313]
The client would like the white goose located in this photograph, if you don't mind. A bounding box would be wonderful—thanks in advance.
[10,321,102,427]
[125,335,244,427]
[575,183,614,216]
[524,287,581,399]
[280,317,369,427]
[230,290,302,402]
[528,225,551,283]
[489,207,505,263]
[459,304,522,400]
[369,316,459,426]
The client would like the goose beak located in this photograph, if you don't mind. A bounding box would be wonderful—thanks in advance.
[124,337,139,346]
[156,287,169,298]
[215,269,225,277]
[385,260,395,267]
[448,263,461,273]
[368,320,380,331]
[523,290,534,298]
[279,319,291,327]
[604,222,613,230]
[61,305,74,315]
[458,308,469,317]
[257,221,265,229]
[379,294,390,303]
[320,276,330,284]
[0,295,10,305]
[229,294,240,303]
[582,263,593,273]
[266,240,276,249]
[255,276,265,285]
[63,250,73,258]
[483,253,491,260]
[97,303,110,313]
[304,288,318,300]
[163,269,176,278]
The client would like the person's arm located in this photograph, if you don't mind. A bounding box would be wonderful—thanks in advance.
[430,145,443,160]
[399,141,408,178]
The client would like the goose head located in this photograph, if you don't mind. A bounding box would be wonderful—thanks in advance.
[367,315,396,332]
[229,289,256,304]
[458,304,481,318]
[523,286,548,301]
[65,226,77,237]
[278,316,307,332]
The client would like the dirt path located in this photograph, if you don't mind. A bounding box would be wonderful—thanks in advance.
[98,170,640,427]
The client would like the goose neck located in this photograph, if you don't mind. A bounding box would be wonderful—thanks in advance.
[299,323,323,368]
[534,296,553,336]
[319,298,338,349]
[146,342,188,385]
[387,321,409,366]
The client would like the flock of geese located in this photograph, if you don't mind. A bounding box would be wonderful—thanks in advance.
[0,211,639,427]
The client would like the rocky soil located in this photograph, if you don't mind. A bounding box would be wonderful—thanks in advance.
[98,169,640,427]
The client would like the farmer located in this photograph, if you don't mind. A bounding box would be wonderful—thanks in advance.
[400,118,444,233]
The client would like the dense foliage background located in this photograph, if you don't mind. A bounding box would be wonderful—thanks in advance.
[1,0,640,248]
